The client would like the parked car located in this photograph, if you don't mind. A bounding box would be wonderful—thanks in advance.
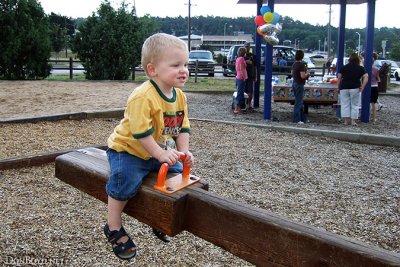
[223,44,296,76]
[373,59,400,80]
[303,57,316,77]
[393,66,400,81]
[309,54,325,59]
[188,50,215,77]
[330,57,349,74]
[385,60,400,80]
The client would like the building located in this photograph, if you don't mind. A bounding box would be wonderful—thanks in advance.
[179,34,253,52]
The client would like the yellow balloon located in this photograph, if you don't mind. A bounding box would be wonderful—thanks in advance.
[263,12,274,23]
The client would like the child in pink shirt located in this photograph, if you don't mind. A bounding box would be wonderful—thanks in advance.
[234,47,248,114]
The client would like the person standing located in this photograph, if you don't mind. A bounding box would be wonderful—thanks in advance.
[370,52,380,123]
[234,47,248,114]
[291,50,310,124]
[244,42,257,110]
[326,57,332,75]
[337,53,368,126]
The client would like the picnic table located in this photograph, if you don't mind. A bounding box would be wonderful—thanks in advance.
[273,82,338,113]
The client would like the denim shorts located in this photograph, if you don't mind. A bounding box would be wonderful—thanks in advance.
[106,149,183,201]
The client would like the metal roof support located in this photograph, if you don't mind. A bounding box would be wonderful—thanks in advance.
[360,0,376,123]
[336,0,347,76]
[263,0,274,120]
[238,0,374,122]
[253,0,263,108]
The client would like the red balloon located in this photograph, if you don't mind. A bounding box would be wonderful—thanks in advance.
[254,15,266,26]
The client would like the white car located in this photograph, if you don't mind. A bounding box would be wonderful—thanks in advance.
[303,57,315,76]
[394,68,400,81]
[386,60,400,80]
[330,57,349,74]
[374,59,400,81]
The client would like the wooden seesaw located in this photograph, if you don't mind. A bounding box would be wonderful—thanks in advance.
[55,147,400,266]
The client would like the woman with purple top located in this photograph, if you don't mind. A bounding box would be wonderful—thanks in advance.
[370,52,381,123]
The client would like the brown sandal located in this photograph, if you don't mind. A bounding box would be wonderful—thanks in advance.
[152,228,171,243]
[104,224,137,260]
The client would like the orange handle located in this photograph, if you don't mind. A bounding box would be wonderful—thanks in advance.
[179,154,190,179]
[155,163,169,188]
[156,153,190,188]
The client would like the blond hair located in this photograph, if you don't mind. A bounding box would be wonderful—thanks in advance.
[237,47,246,57]
[141,33,188,76]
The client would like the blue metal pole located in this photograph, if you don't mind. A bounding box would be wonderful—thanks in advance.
[336,0,346,76]
[254,0,262,108]
[263,0,274,120]
[360,0,376,123]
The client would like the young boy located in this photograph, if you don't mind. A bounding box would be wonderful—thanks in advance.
[104,33,194,260]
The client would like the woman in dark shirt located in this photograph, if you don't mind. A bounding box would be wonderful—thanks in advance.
[337,53,368,126]
[291,50,310,124]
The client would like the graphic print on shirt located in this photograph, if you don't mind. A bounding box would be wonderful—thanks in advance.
[157,110,185,150]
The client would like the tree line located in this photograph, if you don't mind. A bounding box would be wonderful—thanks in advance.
[1,0,399,80]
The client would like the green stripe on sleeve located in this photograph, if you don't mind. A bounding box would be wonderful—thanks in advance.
[133,128,154,139]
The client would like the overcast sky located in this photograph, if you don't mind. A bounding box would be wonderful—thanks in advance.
[38,0,397,29]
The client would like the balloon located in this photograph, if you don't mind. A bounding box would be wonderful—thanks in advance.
[271,12,280,24]
[264,32,279,46]
[257,26,264,36]
[260,5,271,15]
[254,15,266,26]
[274,23,282,34]
[259,23,278,34]
[253,5,283,46]
[263,12,274,23]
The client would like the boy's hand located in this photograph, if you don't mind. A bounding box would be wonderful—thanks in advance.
[181,150,194,166]
[157,149,182,166]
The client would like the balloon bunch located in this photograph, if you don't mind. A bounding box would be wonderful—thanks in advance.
[254,5,282,46]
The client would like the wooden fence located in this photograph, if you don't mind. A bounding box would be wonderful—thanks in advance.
[48,58,332,80]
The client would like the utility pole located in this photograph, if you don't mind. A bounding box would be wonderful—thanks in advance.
[356,32,361,55]
[132,0,136,16]
[64,17,68,58]
[187,0,191,52]
[327,4,332,58]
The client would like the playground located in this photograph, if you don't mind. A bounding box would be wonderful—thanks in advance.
[1,80,399,266]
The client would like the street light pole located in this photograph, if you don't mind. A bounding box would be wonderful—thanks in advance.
[319,39,321,52]
[223,23,227,53]
[356,32,361,55]
[187,0,191,52]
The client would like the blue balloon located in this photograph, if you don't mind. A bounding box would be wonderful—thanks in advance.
[260,5,271,16]
[271,12,280,24]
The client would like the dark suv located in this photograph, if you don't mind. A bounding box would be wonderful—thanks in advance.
[223,44,296,76]
[188,50,215,77]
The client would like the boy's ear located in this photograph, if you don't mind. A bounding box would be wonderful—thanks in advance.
[146,63,157,77]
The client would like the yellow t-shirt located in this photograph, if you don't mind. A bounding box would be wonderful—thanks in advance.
[108,80,190,160]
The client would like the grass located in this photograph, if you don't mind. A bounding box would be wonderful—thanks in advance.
[46,74,86,81]
[135,74,265,92]
[45,73,399,93]
[46,73,266,92]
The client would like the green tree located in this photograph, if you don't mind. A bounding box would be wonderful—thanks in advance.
[389,40,400,61]
[72,1,156,80]
[0,0,51,79]
[48,13,75,57]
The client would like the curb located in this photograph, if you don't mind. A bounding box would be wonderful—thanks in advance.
[0,144,107,170]
[191,118,400,148]
[1,110,399,148]
[0,109,124,123]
